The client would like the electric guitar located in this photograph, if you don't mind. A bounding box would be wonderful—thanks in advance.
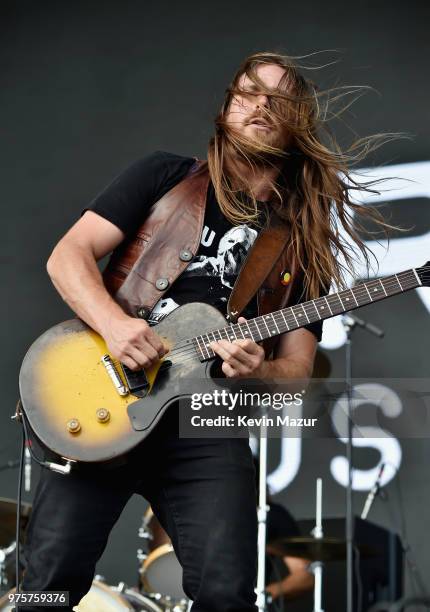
[18,263,430,465]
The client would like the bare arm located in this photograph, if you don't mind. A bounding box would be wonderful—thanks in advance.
[265,327,318,381]
[47,210,165,370]
[266,556,314,601]
[210,324,317,382]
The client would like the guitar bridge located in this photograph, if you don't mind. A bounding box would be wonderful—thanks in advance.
[101,355,129,396]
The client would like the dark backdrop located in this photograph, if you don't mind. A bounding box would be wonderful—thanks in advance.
[1,1,430,609]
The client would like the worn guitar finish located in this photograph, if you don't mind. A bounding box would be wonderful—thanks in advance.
[19,263,430,464]
[19,303,225,463]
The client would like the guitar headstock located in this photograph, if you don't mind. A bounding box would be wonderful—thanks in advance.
[416,261,430,287]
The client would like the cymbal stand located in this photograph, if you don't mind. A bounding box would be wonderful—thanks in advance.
[256,422,269,612]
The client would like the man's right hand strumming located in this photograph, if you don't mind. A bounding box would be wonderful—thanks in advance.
[103,315,166,371]
[46,210,165,371]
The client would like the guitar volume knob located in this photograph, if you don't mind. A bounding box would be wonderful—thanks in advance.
[67,419,81,434]
[96,408,110,423]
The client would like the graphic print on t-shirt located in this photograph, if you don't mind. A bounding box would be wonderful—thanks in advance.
[149,224,257,324]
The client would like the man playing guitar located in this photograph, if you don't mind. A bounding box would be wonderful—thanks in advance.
[20,52,390,611]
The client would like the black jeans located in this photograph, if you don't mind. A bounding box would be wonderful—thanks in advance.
[21,407,258,611]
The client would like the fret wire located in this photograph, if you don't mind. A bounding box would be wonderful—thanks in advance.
[235,324,246,339]
[379,279,387,297]
[279,310,290,331]
[365,281,383,298]
[323,296,333,315]
[351,286,366,305]
[244,320,253,338]
[307,300,320,319]
[349,288,358,306]
[197,269,420,355]
[203,334,212,354]
[362,283,373,301]
[398,269,416,281]
[333,292,345,311]
[292,305,305,324]
[195,335,208,359]
[337,290,349,309]
[314,297,328,316]
[412,268,422,285]
[276,309,300,327]
[261,315,272,337]
[397,274,418,288]
[220,328,230,340]
[326,294,343,313]
[300,303,310,323]
[394,274,403,290]
[269,314,281,334]
[251,319,263,341]
[290,307,300,326]
[283,309,298,328]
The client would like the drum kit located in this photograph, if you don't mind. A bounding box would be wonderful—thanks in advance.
[0,491,379,612]
[0,496,192,612]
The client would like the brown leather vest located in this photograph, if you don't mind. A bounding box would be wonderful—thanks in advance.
[102,161,302,357]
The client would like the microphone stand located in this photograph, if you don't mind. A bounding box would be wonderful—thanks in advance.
[341,314,384,612]
[311,478,324,612]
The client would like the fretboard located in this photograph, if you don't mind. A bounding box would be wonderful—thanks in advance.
[193,267,422,361]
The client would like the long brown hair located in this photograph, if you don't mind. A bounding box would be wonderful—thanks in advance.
[207,51,399,298]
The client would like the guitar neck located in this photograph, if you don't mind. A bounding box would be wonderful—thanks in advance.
[193,267,422,361]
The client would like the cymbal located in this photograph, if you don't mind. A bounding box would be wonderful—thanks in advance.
[267,536,377,562]
[0,497,32,548]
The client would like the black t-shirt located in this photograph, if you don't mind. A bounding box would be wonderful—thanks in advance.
[84,151,323,341]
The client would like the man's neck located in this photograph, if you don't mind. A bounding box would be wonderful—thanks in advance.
[229,158,283,203]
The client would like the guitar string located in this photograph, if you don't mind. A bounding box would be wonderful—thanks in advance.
[114,270,427,369]
[159,279,422,365]
[164,273,422,360]
[169,268,424,354]
[116,270,427,376]
[152,275,421,369]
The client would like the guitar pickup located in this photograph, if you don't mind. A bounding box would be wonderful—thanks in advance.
[121,364,150,398]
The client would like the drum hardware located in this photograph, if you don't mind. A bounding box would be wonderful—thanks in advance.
[312,477,324,612]
[0,543,16,588]
[94,573,106,582]
[268,536,377,562]
[136,507,189,608]
[255,421,269,612]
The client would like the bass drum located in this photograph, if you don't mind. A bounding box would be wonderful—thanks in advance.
[139,507,186,602]
[0,581,163,612]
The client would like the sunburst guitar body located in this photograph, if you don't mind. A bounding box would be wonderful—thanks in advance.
[19,303,226,463]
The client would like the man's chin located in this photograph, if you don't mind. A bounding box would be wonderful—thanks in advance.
[245,127,285,151]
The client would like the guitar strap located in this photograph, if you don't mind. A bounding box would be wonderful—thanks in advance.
[227,213,291,323]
